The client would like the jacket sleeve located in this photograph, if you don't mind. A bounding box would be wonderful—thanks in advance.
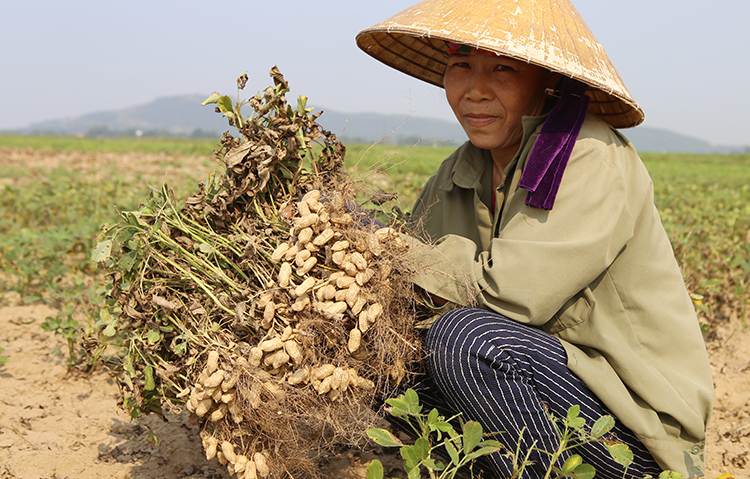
[408,135,649,325]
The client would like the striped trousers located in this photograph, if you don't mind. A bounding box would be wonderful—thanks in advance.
[421,308,662,478]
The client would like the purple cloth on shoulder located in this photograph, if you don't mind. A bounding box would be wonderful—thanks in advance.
[519,78,590,210]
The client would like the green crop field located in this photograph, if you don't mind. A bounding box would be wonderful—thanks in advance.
[0,135,748,363]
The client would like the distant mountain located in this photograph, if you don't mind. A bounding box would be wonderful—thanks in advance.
[317,110,467,145]
[22,94,226,138]
[11,94,747,154]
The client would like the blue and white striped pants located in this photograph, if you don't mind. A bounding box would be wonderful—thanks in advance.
[423,308,662,478]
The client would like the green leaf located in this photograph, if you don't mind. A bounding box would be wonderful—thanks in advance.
[217,95,233,114]
[367,428,402,447]
[401,445,420,471]
[144,365,155,391]
[475,440,504,453]
[562,454,583,474]
[427,407,439,425]
[366,459,384,479]
[572,463,596,479]
[571,416,586,429]
[414,437,430,461]
[123,354,136,377]
[445,439,460,465]
[657,471,683,479]
[464,445,503,462]
[591,415,615,439]
[462,421,483,454]
[118,250,137,272]
[91,239,112,262]
[385,397,410,417]
[296,95,308,115]
[201,92,221,105]
[606,442,634,468]
[566,405,581,422]
[102,321,117,337]
[407,467,421,479]
[421,458,443,470]
[146,329,161,345]
[433,421,455,434]
[403,389,422,415]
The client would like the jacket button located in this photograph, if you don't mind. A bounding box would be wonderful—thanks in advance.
[690,446,701,455]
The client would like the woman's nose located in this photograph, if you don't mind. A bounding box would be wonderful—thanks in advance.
[464,71,494,101]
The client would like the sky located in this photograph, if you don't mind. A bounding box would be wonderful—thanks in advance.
[1,0,748,147]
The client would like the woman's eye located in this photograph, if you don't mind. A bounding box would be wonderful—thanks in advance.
[495,64,514,72]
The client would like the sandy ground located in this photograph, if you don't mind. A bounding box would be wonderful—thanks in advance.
[0,293,747,479]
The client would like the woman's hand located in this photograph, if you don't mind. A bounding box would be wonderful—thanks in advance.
[428,293,448,307]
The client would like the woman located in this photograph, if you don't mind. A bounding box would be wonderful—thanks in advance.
[356,1,713,478]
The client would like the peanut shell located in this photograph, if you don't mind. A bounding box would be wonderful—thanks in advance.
[350,252,367,270]
[204,369,225,388]
[244,460,258,479]
[221,441,237,464]
[348,328,362,353]
[206,350,220,374]
[297,227,314,245]
[284,340,303,364]
[331,240,349,251]
[312,228,334,246]
[296,256,317,276]
[313,364,335,380]
[283,243,300,262]
[254,452,270,478]
[259,337,283,352]
[294,248,311,267]
[294,276,316,297]
[294,213,318,228]
[287,366,309,385]
[277,262,292,288]
[270,242,290,263]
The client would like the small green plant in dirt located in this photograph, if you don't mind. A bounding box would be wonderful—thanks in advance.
[366,389,680,479]
[0,346,8,365]
[366,388,503,479]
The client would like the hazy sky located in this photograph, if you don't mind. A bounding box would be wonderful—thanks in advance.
[2,1,748,146]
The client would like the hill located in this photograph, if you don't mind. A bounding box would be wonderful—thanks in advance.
[10,94,747,153]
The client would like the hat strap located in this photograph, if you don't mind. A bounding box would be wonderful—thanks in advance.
[519,77,590,210]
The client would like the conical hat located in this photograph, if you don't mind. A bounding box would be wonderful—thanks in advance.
[356,0,643,128]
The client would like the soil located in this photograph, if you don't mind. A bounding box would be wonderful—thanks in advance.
[0,148,747,478]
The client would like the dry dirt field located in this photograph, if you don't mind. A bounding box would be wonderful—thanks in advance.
[0,148,747,478]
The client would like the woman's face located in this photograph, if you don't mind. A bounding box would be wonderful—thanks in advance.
[444,53,553,164]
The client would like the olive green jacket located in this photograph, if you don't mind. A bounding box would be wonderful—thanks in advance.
[406,114,713,477]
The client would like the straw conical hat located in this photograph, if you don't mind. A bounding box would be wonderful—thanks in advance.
[356,0,643,128]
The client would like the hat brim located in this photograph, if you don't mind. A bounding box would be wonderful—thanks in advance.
[357,25,644,129]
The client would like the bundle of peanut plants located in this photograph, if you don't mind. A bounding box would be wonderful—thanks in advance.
[87,68,426,478]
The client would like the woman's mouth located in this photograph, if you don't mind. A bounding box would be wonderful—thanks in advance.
[463,114,497,128]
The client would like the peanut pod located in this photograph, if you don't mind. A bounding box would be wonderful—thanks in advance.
[271,242,290,263]
[204,369,226,388]
[206,350,220,374]
[348,328,362,353]
[254,452,270,478]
